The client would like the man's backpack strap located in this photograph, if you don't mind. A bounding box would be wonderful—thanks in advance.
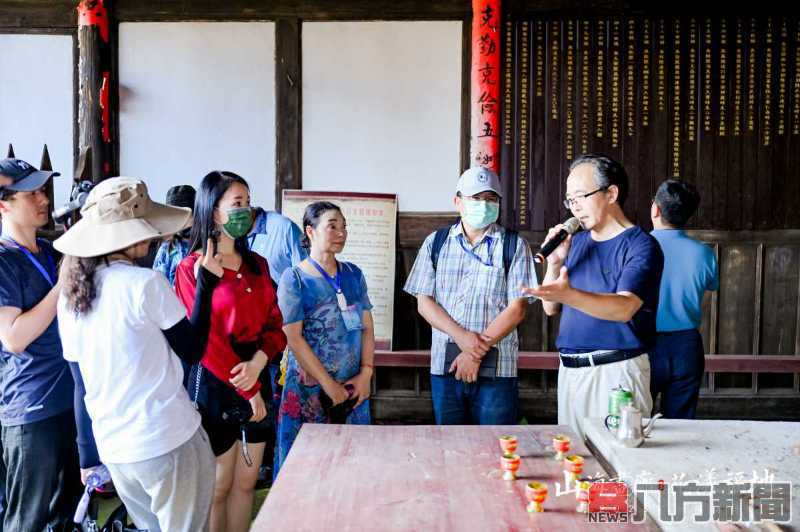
[502,229,519,279]
[431,225,518,279]
[430,227,451,272]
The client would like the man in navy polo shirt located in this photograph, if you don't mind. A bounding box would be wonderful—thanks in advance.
[0,158,80,531]
[523,154,664,440]
[650,179,718,419]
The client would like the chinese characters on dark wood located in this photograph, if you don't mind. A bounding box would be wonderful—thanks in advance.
[501,16,800,231]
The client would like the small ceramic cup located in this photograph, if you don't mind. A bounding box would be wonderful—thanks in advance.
[500,453,521,481]
[553,434,571,461]
[525,481,549,513]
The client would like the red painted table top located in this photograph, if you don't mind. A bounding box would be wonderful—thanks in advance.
[252,424,655,531]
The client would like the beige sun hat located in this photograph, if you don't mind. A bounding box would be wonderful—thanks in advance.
[53,177,192,258]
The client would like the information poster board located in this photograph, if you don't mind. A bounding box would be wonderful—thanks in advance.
[282,190,397,350]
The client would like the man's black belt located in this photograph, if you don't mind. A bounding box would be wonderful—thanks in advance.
[559,349,644,368]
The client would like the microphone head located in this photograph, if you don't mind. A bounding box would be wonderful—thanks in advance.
[75,191,90,206]
[564,217,582,234]
[52,205,75,221]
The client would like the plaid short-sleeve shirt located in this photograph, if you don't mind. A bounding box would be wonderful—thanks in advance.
[403,222,538,377]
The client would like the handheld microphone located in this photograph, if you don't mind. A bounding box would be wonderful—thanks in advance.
[53,181,93,221]
[533,217,582,264]
[53,193,88,221]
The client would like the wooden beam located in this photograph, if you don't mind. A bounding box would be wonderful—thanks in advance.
[115,0,471,22]
[397,212,456,247]
[375,350,800,373]
[371,391,800,424]
[702,355,800,374]
[3,1,794,29]
[274,18,302,212]
[374,350,559,369]
[0,1,76,29]
[116,0,794,23]
[0,27,74,35]
[395,213,800,250]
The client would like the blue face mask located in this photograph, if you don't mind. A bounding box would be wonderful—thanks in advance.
[462,199,500,229]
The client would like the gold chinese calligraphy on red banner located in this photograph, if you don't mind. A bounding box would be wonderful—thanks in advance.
[471,0,501,171]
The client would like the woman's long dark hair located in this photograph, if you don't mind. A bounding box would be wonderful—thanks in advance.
[63,256,105,315]
[188,171,260,274]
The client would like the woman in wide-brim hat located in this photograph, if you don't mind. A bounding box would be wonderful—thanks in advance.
[55,176,224,532]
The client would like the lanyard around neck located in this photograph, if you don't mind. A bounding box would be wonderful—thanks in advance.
[457,233,494,267]
[309,257,348,309]
[3,237,56,287]
[309,257,341,292]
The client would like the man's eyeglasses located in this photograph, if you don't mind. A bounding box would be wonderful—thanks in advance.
[463,194,500,205]
[563,186,609,210]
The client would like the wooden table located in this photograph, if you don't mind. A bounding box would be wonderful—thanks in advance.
[252,424,654,531]
[584,418,800,532]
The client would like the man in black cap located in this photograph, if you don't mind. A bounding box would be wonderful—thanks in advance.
[0,158,81,531]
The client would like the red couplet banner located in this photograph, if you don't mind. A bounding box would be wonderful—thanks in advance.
[470,0,502,173]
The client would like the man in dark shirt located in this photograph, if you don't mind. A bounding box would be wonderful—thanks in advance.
[523,154,664,440]
[0,158,80,531]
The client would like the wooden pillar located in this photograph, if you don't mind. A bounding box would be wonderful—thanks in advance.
[460,18,473,174]
[77,0,115,183]
[275,19,302,213]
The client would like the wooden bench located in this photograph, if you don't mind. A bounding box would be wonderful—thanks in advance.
[375,350,800,373]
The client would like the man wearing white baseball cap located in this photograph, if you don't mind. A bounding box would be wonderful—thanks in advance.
[404,166,538,425]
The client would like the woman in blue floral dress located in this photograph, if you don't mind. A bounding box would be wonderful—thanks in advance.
[275,201,374,474]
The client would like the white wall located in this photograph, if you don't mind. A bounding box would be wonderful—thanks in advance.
[119,22,276,209]
[0,34,74,206]
[302,21,462,212]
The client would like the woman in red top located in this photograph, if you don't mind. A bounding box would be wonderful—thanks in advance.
[174,171,286,532]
